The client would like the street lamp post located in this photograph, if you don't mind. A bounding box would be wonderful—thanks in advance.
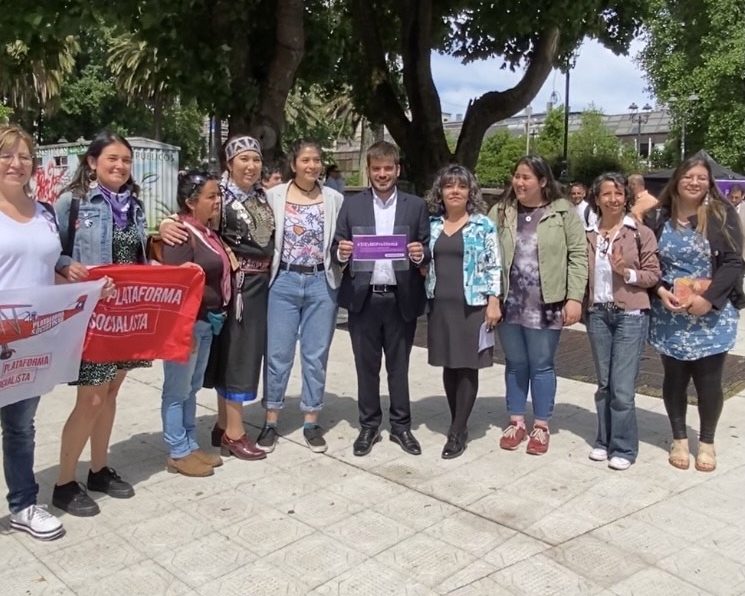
[668,93,700,160]
[628,102,653,161]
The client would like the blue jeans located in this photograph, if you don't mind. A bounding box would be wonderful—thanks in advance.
[497,323,561,421]
[1,396,40,513]
[587,309,649,462]
[264,270,338,412]
[161,320,213,458]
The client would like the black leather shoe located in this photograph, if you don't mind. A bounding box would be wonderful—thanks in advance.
[353,427,381,456]
[442,432,467,459]
[390,429,421,455]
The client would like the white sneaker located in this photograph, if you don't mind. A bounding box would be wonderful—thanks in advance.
[608,456,632,471]
[9,504,64,541]
[589,448,608,461]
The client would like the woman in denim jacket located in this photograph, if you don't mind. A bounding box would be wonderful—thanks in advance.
[584,173,660,471]
[425,165,501,459]
[52,131,149,518]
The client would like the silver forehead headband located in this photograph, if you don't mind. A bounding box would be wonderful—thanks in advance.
[225,136,262,161]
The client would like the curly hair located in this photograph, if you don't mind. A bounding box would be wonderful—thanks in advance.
[587,172,633,215]
[427,164,486,216]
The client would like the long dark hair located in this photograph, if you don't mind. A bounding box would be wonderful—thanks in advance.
[176,170,219,214]
[501,155,562,206]
[64,131,139,198]
[287,138,322,181]
[427,164,486,216]
[658,156,729,242]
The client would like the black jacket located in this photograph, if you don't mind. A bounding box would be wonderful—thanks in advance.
[332,188,431,321]
[644,199,745,310]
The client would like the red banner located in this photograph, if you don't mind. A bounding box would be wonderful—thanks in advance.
[82,265,205,363]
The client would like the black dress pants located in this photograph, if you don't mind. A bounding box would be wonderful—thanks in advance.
[348,292,416,432]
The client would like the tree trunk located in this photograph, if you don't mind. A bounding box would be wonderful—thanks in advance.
[247,0,305,165]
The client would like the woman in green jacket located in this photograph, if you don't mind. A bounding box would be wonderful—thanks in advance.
[488,156,587,455]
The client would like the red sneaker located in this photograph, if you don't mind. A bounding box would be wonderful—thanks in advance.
[526,425,550,455]
[499,422,527,450]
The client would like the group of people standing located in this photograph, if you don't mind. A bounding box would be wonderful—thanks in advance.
[0,120,740,544]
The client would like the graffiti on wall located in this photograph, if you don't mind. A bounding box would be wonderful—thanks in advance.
[34,162,70,204]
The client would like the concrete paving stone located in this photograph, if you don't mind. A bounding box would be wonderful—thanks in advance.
[371,456,452,490]
[545,535,649,587]
[698,524,745,567]
[481,532,551,571]
[277,487,364,529]
[502,459,600,508]
[372,489,460,531]
[466,490,555,532]
[589,518,686,565]
[667,483,745,526]
[447,577,514,596]
[234,467,319,508]
[0,560,72,595]
[375,533,477,589]
[119,508,213,558]
[0,526,46,567]
[43,531,145,589]
[422,510,517,557]
[73,559,193,596]
[434,559,499,594]
[417,465,498,508]
[629,500,730,542]
[523,508,604,545]
[325,469,407,505]
[322,508,417,557]
[609,567,715,596]
[309,558,433,595]
[262,531,367,589]
[197,556,310,595]
[152,530,256,588]
[218,508,316,557]
[188,493,260,530]
[488,552,605,595]
[140,469,240,509]
[657,544,745,594]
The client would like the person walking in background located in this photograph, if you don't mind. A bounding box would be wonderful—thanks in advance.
[160,171,231,477]
[584,173,660,471]
[628,174,658,221]
[333,141,430,457]
[324,164,346,195]
[53,131,149,517]
[569,182,597,230]
[646,157,742,473]
[488,156,587,456]
[257,140,344,454]
[424,165,501,459]
[160,135,272,461]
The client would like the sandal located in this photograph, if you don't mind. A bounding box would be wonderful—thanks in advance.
[695,443,716,472]
[668,439,690,470]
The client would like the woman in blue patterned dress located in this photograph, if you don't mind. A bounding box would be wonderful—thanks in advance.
[647,157,743,472]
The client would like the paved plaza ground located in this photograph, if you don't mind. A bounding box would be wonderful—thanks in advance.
[1,322,745,595]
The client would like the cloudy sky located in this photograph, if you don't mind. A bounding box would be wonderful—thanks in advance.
[431,38,654,118]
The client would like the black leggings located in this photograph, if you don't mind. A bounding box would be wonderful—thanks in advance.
[443,367,479,435]
[660,352,726,444]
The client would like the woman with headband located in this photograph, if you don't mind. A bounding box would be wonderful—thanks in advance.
[160,135,274,460]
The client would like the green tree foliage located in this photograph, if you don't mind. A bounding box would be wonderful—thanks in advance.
[340,0,649,191]
[639,0,745,171]
[475,130,526,187]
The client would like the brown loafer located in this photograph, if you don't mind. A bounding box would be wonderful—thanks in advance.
[191,449,223,467]
[166,453,214,477]
[220,434,267,461]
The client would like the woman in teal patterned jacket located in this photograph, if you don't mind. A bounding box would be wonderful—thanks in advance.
[424,165,501,459]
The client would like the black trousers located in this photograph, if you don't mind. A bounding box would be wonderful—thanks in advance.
[660,352,726,444]
[443,368,479,435]
[348,292,416,432]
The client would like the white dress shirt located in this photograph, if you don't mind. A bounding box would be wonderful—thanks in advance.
[371,188,398,285]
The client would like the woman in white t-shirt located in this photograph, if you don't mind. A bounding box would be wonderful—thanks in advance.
[0,125,88,541]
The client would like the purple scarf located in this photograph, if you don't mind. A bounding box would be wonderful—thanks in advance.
[99,185,133,230]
